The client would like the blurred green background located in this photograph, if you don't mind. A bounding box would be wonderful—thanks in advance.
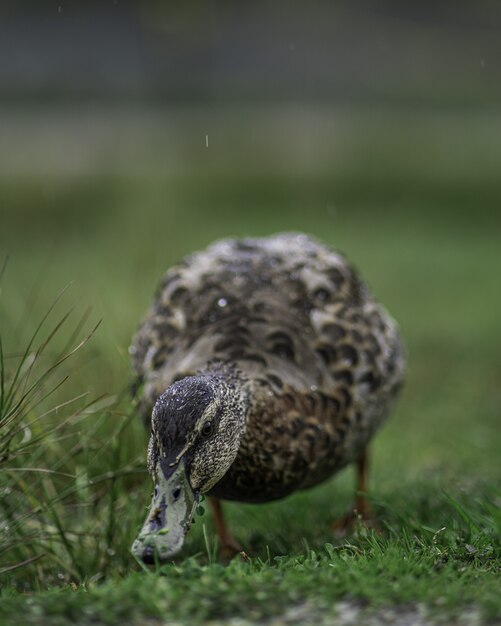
[0,2,500,587]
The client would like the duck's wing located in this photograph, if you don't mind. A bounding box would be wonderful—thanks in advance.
[129,255,214,426]
[256,234,405,451]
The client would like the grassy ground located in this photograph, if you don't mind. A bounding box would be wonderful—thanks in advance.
[0,104,500,624]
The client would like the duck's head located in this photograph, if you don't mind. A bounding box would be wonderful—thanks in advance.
[131,371,248,564]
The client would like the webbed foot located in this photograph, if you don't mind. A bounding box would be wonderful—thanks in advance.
[331,505,378,537]
[219,537,245,562]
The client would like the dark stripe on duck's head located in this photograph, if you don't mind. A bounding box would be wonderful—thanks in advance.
[152,376,214,447]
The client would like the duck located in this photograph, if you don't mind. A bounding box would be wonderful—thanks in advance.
[129,232,405,563]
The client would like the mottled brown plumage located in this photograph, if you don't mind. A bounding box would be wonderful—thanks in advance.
[130,233,405,561]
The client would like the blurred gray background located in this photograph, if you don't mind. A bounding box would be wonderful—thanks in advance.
[1,2,500,184]
[1,2,501,103]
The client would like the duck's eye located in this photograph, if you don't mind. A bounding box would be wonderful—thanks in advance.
[201,420,213,437]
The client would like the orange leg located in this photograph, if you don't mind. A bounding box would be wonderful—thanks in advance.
[208,497,243,560]
[331,448,375,534]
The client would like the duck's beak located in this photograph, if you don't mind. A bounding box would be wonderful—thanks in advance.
[131,458,198,564]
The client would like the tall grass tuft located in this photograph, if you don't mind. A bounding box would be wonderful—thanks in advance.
[0,274,146,591]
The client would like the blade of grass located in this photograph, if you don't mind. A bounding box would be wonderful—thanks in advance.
[443,491,481,533]
[3,468,77,479]
[56,306,93,363]
[0,336,5,415]
[18,308,75,404]
[1,318,101,432]
[1,284,73,415]
[39,478,85,580]
[0,254,9,285]
[0,554,44,575]
[1,375,70,433]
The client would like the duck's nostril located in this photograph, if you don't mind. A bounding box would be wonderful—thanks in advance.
[150,507,162,528]
[141,547,156,565]
[172,487,181,501]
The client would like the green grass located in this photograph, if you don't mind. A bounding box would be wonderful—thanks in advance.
[0,483,500,624]
[0,105,500,624]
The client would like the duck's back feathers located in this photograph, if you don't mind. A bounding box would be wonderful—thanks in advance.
[130,233,404,500]
[132,234,403,411]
